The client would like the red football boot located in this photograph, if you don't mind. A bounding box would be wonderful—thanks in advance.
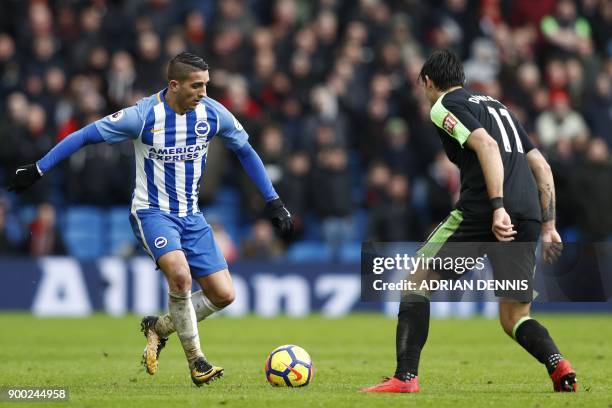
[361,376,420,393]
[550,360,577,392]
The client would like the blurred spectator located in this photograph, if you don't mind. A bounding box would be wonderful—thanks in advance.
[535,90,589,150]
[240,124,284,217]
[183,10,207,56]
[134,30,165,92]
[0,33,19,99]
[242,219,284,260]
[276,151,311,239]
[2,102,54,203]
[70,6,104,72]
[356,95,389,163]
[26,203,66,256]
[277,96,306,149]
[424,152,460,231]
[570,139,612,240]
[510,0,556,28]
[0,199,22,254]
[583,72,612,147]
[67,141,130,205]
[0,206,12,254]
[107,51,136,110]
[422,0,467,56]
[368,173,422,241]
[548,138,578,230]
[312,146,353,257]
[314,9,338,71]
[220,75,262,125]
[463,38,500,87]
[210,27,249,73]
[540,0,593,58]
[43,66,71,132]
[584,0,612,54]
[0,92,29,177]
[363,161,391,210]
[132,0,179,38]
[509,61,542,124]
[213,0,256,37]
[379,118,420,179]
[304,86,347,152]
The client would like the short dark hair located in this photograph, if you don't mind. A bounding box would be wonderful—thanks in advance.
[418,49,465,91]
[167,52,209,81]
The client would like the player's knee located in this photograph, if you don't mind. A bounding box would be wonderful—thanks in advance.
[169,273,192,293]
[160,258,192,292]
[213,288,235,308]
[167,264,192,292]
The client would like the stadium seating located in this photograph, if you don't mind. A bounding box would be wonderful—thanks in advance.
[302,212,323,241]
[349,209,368,242]
[63,206,104,259]
[286,241,332,262]
[338,242,362,263]
[107,206,137,256]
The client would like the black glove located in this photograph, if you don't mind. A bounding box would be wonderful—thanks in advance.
[7,164,42,193]
[265,198,293,237]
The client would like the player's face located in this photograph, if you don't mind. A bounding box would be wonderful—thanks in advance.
[174,70,209,112]
[421,76,437,105]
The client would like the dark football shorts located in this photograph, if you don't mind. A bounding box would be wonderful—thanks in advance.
[416,209,541,302]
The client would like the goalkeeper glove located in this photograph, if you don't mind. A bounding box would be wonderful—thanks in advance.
[265,198,293,237]
[7,164,42,193]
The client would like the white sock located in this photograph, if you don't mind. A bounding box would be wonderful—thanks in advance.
[168,291,203,367]
[155,290,221,338]
[193,290,222,319]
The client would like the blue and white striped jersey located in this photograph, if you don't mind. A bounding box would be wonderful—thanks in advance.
[95,89,248,216]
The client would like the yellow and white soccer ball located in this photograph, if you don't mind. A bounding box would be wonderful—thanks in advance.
[264,344,314,387]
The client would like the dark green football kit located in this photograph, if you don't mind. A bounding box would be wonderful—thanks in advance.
[419,88,541,301]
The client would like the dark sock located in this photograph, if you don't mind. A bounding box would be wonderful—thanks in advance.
[514,318,562,374]
[394,293,430,381]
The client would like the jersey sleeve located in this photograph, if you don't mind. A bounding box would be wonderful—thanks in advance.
[430,95,482,147]
[94,103,146,144]
[213,103,249,151]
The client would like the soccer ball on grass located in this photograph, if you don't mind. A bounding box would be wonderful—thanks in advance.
[264,344,314,387]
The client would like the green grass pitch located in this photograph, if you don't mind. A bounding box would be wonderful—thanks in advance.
[0,313,610,407]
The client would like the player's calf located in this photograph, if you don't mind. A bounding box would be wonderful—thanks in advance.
[510,314,577,392]
[147,290,226,340]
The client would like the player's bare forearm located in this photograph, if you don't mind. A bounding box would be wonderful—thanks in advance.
[466,129,504,199]
[538,180,556,226]
[467,130,515,241]
[526,149,556,229]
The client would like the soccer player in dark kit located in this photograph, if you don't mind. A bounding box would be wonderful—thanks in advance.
[363,49,576,393]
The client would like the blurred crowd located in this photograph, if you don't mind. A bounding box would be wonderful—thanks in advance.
[0,0,611,259]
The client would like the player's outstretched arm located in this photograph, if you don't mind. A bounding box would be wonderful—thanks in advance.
[7,124,104,193]
[466,128,516,241]
[233,142,293,237]
[526,149,562,262]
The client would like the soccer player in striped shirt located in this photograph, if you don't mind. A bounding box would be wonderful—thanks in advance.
[8,52,293,386]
